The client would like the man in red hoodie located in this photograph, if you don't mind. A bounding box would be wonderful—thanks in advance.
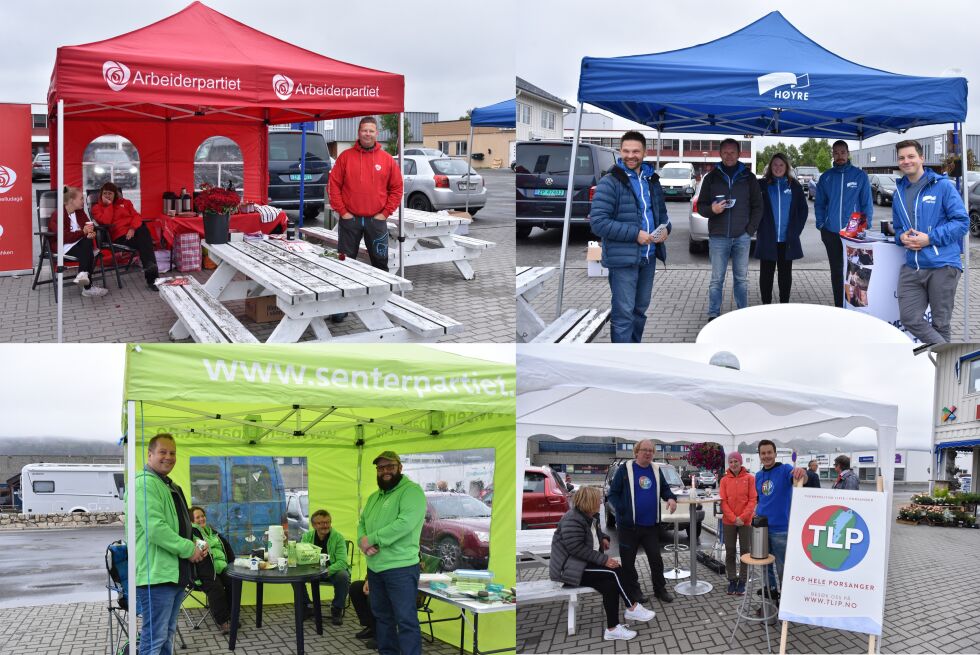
[329,116,403,271]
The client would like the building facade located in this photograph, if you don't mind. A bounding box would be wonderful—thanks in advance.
[850,131,980,174]
[516,77,573,146]
[318,112,438,156]
[421,119,516,168]
[927,345,980,490]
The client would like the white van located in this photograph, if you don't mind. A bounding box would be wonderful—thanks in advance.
[657,162,697,200]
[21,463,125,515]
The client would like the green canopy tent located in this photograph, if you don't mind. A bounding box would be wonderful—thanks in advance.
[122,343,515,654]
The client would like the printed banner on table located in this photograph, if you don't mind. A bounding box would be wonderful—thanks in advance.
[841,236,926,342]
[779,488,888,635]
[0,104,34,275]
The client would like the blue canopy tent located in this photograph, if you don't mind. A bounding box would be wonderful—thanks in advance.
[465,99,517,212]
[557,11,971,338]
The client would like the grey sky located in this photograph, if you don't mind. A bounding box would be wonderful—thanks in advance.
[518,0,979,147]
[0,0,515,120]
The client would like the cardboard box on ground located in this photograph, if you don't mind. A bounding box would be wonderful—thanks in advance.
[245,296,283,323]
[586,240,607,277]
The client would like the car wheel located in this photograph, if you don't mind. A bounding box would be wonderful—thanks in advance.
[520,521,528,530]
[303,204,322,222]
[516,225,532,239]
[971,211,980,238]
[408,193,433,212]
[875,192,883,206]
[437,536,462,571]
[689,239,700,254]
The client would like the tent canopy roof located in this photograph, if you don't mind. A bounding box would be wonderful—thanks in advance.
[48,1,404,124]
[577,11,967,139]
[471,99,516,128]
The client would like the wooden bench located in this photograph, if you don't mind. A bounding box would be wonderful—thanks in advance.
[516,580,598,636]
[448,234,496,250]
[156,276,259,343]
[531,308,611,343]
[381,295,464,339]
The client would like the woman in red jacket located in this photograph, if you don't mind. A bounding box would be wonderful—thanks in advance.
[48,186,107,297]
[90,182,158,290]
[719,452,757,596]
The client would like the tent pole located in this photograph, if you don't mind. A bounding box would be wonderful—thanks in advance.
[656,133,661,169]
[298,123,307,233]
[398,112,405,285]
[556,103,584,319]
[126,400,137,655]
[959,124,970,340]
[56,100,64,343]
[465,122,474,213]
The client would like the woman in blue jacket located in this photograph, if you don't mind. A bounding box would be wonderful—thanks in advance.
[754,154,808,304]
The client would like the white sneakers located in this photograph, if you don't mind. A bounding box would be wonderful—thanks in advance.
[604,624,637,641]
[73,271,89,287]
[81,285,109,297]
[624,603,656,622]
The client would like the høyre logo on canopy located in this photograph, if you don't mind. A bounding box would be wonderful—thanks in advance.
[0,165,17,194]
[273,74,295,101]
[103,61,131,92]
[757,72,810,101]
[802,505,870,572]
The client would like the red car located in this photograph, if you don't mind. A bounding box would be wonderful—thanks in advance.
[522,466,570,529]
[421,492,491,571]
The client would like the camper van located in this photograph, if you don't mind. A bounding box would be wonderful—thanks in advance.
[20,463,125,515]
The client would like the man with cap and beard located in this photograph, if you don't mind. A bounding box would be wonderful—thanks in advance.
[357,451,426,655]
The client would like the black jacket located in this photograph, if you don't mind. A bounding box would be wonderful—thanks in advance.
[549,508,609,586]
[696,163,763,238]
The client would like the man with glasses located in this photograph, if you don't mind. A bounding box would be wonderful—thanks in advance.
[357,451,426,655]
[606,440,678,607]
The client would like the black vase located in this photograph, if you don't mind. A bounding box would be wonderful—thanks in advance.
[203,211,230,245]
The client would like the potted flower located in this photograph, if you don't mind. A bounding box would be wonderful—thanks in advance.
[194,183,241,245]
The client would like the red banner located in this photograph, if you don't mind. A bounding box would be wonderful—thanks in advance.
[0,104,33,274]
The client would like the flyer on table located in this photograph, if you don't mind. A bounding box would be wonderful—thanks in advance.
[779,488,888,635]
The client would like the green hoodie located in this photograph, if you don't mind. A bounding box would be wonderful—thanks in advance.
[301,526,349,577]
[194,524,228,575]
[126,469,196,586]
[357,475,426,573]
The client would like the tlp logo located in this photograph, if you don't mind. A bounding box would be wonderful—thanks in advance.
[757,72,810,101]
[802,505,870,572]
[0,165,17,194]
[103,60,131,91]
[273,74,295,100]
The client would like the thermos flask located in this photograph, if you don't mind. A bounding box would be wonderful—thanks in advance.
[751,515,769,559]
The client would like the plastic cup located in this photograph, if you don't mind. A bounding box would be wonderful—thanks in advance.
[320,554,328,569]
[249,557,259,571]
[277,557,288,572]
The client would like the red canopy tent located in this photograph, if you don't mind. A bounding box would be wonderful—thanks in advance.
[46,1,405,340]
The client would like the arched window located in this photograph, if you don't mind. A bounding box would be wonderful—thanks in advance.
[194,136,243,192]
[82,135,140,211]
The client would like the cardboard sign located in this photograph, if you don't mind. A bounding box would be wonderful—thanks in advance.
[841,237,926,341]
[779,488,888,635]
[0,104,34,275]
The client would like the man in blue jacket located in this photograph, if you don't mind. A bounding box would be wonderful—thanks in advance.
[754,440,806,599]
[590,131,670,342]
[892,140,969,343]
[607,440,678,605]
[815,140,874,307]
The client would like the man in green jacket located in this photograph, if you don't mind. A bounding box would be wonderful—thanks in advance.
[357,451,426,655]
[130,433,208,655]
[300,509,351,625]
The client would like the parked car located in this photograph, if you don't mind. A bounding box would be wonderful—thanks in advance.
[807,173,820,200]
[869,173,900,206]
[515,140,618,239]
[968,181,980,237]
[194,135,244,192]
[32,152,50,181]
[657,162,697,201]
[402,155,486,214]
[421,491,490,570]
[795,165,820,189]
[696,470,717,489]
[285,489,309,536]
[267,130,331,222]
[522,465,570,529]
[85,149,139,189]
[404,147,447,158]
[603,459,703,539]
[688,178,756,254]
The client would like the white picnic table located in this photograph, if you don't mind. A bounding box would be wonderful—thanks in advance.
[517,528,555,570]
[516,266,555,342]
[165,238,461,343]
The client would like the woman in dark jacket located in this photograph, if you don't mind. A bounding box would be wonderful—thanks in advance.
[48,186,108,297]
[754,153,808,304]
[549,486,655,641]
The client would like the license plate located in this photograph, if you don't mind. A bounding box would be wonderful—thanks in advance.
[457,182,478,191]
[289,174,314,181]
[665,188,678,194]
[534,189,565,197]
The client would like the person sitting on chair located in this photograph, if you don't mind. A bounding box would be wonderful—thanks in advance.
[190,506,235,634]
[49,186,108,297]
[349,579,378,649]
[90,182,159,291]
[300,509,351,626]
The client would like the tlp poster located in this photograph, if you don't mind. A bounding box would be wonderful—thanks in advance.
[0,103,34,275]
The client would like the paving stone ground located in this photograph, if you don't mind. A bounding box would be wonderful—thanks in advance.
[517,495,980,654]
[1,170,515,344]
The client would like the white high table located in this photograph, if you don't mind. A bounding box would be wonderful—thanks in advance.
[673,494,720,596]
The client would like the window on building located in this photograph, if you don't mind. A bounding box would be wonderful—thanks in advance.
[894,468,906,481]
[437,141,450,154]
[968,358,980,393]
[455,140,468,156]
[33,480,55,493]
[32,113,47,129]
[541,110,556,131]
[518,102,532,125]
[858,467,877,482]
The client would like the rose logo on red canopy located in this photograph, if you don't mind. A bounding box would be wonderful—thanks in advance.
[273,74,294,101]
[103,61,131,92]
[0,165,17,194]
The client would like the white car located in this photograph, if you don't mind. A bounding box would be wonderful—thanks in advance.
[402,155,487,214]
[688,178,757,254]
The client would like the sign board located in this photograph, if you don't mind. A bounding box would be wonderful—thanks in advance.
[858,456,875,463]
[0,104,34,275]
[290,121,316,131]
[895,453,902,464]
[934,137,944,156]
[779,488,888,635]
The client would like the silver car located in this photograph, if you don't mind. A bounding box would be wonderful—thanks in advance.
[403,155,487,215]
[688,178,757,254]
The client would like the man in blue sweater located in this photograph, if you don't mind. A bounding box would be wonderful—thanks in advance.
[892,140,969,343]
[815,140,873,307]
[753,440,806,599]
[589,131,671,342]
[606,440,678,605]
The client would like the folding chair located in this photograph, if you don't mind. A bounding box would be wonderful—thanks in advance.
[31,190,107,302]
[86,188,141,289]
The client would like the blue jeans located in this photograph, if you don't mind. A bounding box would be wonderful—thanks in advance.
[607,257,656,343]
[367,564,421,655]
[136,583,186,655]
[767,531,788,589]
[327,569,351,612]
[708,234,750,317]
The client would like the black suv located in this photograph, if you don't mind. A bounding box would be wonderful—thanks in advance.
[869,173,899,206]
[268,131,332,222]
[602,459,703,540]
[515,140,618,239]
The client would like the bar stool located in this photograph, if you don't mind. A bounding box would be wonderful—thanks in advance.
[728,553,777,654]
[661,513,690,580]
